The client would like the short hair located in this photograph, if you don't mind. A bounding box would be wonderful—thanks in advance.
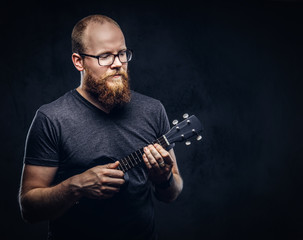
[71,14,121,54]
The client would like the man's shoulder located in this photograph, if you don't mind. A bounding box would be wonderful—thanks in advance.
[37,90,76,119]
[131,91,162,107]
[129,91,166,116]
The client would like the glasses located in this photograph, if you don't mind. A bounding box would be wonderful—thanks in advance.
[79,49,133,66]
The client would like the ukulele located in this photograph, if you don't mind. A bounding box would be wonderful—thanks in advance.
[114,114,203,173]
[87,114,203,177]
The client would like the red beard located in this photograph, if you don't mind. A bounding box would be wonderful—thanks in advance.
[84,69,131,111]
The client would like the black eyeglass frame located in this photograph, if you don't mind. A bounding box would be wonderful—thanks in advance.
[79,49,133,66]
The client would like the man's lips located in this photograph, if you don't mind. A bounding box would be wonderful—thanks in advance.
[107,74,122,82]
[112,74,121,78]
[102,72,125,81]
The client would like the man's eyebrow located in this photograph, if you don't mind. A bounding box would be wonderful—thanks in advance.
[96,51,111,56]
[96,48,127,56]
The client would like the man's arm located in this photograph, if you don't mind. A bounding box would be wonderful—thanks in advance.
[143,145,183,202]
[19,164,78,223]
[19,161,124,223]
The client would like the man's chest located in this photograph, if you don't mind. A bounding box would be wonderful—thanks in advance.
[58,115,158,169]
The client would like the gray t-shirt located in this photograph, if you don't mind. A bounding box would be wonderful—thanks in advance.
[24,89,172,240]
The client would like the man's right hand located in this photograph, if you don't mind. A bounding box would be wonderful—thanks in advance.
[19,161,124,222]
[71,161,125,200]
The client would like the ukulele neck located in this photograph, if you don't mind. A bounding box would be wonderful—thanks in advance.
[117,135,169,173]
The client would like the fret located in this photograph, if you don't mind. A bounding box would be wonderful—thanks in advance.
[120,158,129,171]
[117,164,125,173]
[126,157,133,170]
[159,136,168,149]
[138,148,144,159]
[131,152,138,165]
[129,153,135,167]
[134,151,140,163]
[151,136,167,149]
[126,155,132,166]
[125,159,131,171]
[156,138,162,146]
[118,160,126,172]
[133,152,139,165]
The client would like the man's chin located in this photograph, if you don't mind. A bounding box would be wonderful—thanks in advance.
[106,80,124,91]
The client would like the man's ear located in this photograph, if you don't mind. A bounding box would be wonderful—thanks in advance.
[72,53,84,71]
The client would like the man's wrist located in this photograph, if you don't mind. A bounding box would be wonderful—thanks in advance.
[155,173,174,189]
[65,175,83,201]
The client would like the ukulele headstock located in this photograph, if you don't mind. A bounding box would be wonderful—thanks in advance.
[165,114,203,146]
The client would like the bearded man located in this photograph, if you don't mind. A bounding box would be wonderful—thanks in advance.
[18,15,183,240]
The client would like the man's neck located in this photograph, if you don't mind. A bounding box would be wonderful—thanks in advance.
[76,86,110,114]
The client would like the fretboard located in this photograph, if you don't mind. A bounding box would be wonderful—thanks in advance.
[117,135,168,173]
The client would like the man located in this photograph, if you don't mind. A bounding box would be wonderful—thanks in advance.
[19,15,183,240]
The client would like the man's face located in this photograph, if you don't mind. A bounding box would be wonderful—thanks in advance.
[81,22,130,110]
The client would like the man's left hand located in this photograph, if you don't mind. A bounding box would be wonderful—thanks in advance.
[142,144,173,185]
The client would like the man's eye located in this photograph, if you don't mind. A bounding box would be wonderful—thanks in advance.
[119,51,126,56]
[99,54,110,59]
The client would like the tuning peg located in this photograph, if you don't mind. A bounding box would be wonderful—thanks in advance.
[183,113,189,119]
[185,141,191,146]
[172,120,179,125]
[192,129,202,141]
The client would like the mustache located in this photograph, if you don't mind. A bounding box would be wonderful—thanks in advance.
[102,70,128,79]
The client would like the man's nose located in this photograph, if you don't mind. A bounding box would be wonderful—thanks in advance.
[110,55,123,68]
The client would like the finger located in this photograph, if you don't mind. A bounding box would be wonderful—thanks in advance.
[154,144,174,165]
[106,161,120,169]
[101,185,121,194]
[148,145,166,169]
[148,145,164,163]
[102,176,125,187]
[148,145,166,168]
[142,153,152,170]
[158,161,166,168]
[144,146,157,166]
[144,146,162,174]
[95,163,124,178]
[102,168,125,178]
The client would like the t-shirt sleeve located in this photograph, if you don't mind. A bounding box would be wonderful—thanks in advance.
[23,110,60,167]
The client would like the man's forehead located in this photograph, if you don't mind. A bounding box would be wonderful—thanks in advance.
[83,21,125,52]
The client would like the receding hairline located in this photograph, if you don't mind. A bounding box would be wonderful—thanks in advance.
[71,14,122,53]
[78,15,120,29]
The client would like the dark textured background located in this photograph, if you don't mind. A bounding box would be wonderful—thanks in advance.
[1,1,303,239]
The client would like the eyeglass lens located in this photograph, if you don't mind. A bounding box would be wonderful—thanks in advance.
[99,50,132,66]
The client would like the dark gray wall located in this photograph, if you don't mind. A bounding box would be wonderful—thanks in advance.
[2,1,303,239]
